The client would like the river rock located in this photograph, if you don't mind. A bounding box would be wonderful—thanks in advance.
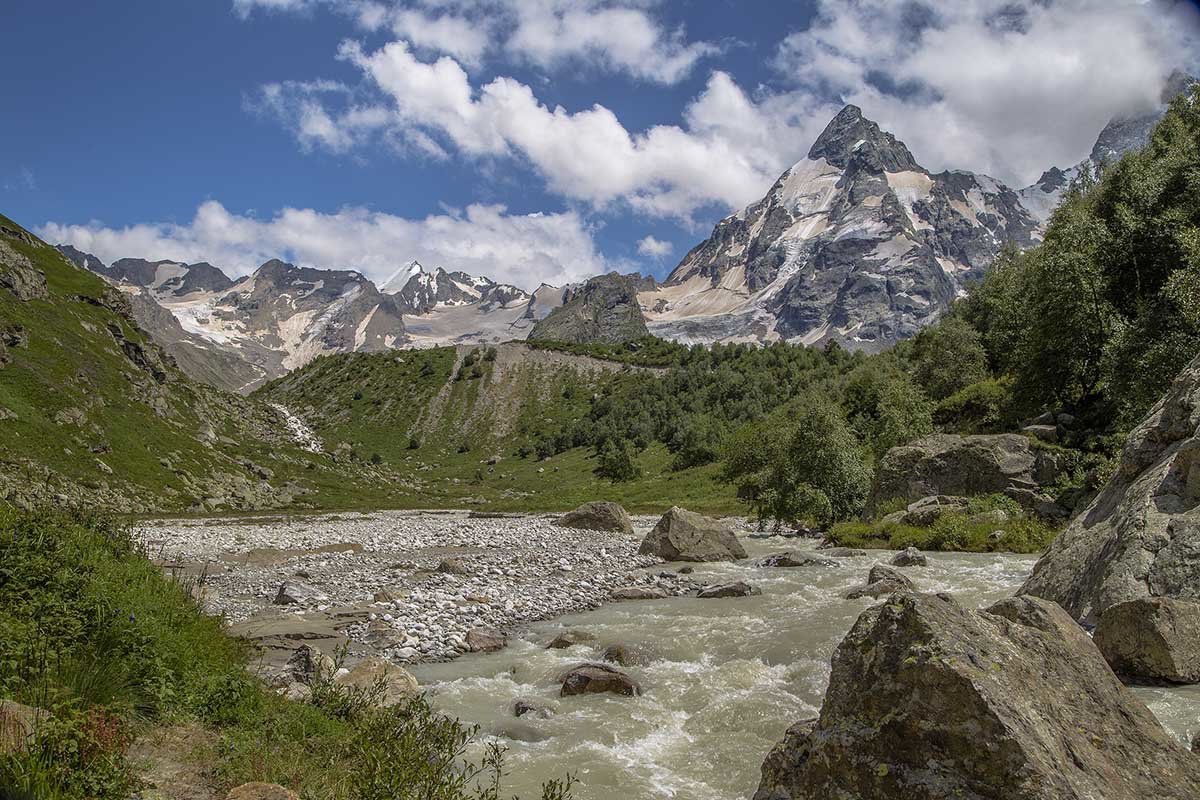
[754,592,1200,800]
[1094,597,1200,683]
[272,580,328,606]
[0,700,46,755]
[868,433,1067,513]
[556,501,634,535]
[610,586,669,601]
[436,558,469,575]
[901,495,969,526]
[844,564,915,599]
[226,783,299,800]
[638,507,747,562]
[816,547,867,558]
[697,581,761,598]
[560,662,641,697]
[466,627,507,653]
[758,551,839,568]
[514,699,553,719]
[600,643,656,667]
[1019,353,1200,625]
[546,630,595,649]
[335,657,419,707]
[282,643,335,685]
[891,547,927,567]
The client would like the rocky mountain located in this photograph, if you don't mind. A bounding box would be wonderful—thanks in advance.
[639,105,1040,351]
[529,272,653,344]
[1019,70,1197,223]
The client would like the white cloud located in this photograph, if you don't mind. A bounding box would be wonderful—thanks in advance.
[636,235,672,258]
[38,201,606,290]
[773,0,1200,185]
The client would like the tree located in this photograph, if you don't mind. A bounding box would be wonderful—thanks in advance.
[843,363,934,457]
[669,414,726,470]
[910,316,989,401]
[595,438,641,482]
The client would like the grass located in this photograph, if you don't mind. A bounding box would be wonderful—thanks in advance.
[0,507,573,799]
[824,495,1058,554]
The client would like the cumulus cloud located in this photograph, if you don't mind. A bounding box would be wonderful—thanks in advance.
[773,0,1200,185]
[636,235,672,258]
[38,201,607,290]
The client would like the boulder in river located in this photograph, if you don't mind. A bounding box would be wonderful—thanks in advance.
[891,547,928,567]
[560,663,641,697]
[1094,597,1200,684]
[815,546,867,558]
[697,581,761,599]
[513,699,554,719]
[556,501,634,534]
[335,657,420,707]
[754,592,1200,800]
[867,433,1067,513]
[843,564,915,599]
[1019,352,1200,625]
[466,627,507,653]
[609,586,670,601]
[758,551,839,568]
[638,507,746,562]
[600,643,657,667]
[546,630,595,649]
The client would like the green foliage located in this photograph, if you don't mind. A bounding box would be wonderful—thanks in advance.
[932,377,1015,433]
[595,439,641,482]
[910,316,989,400]
[826,508,1056,554]
[843,363,934,457]
[668,414,726,470]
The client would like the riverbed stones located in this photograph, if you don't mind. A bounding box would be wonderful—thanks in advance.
[600,643,656,667]
[335,657,419,707]
[559,663,641,697]
[844,564,915,599]
[226,783,299,800]
[758,551,839,568]
[697,581,761,598]
[556,501,634,535]
[436,558,469,575]
[546,630,595,649]
[1094,597,1200,683]
[465,627,507,653]
[755,592,1200,800]
[609,586,669,600]
[638,507,747,562]
[816,547,867,558]
[891,547,927,567]
[272,580,328,606]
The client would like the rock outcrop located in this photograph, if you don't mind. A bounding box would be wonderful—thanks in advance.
[754,592,1200,800]
[638,507,747,562]
[528,272,652,344]
[556,501,634,534]
[1019,353,1200,625]
[868,434,1067,512]
[1094,597,1200,684]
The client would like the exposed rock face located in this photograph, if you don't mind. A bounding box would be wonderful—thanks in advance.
[844,564,916,599]
[528,272,652,344]
[556,501,634,534]
[0,237,48,301]
[754,592,1200,800]
[638,507,747,562]
[697,581,760,598]
[1094,597,1200,684]
[559,663,641,697]
[1019,353,1200,625]
[868,434,1067,512]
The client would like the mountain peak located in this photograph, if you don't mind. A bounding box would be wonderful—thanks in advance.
[807,104,920,173]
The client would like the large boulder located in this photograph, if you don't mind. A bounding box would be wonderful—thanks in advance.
[1094,597,1200,683]
[609,585,669,601]
[638,507,746,562]
[559,663,641,697]
[843,564,915,599]
[758,551,839,568]
[697,581,760,598]
[868,433,1067,513]
[0,700,46,755]
[1019,353,1200,626]
[891,547,928,567]
[754,592,1200,800]
[334,657,420,707]
[556,501,634,534]
[465,627,507,653]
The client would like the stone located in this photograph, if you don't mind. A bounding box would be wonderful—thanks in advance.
[272,580,328,606]
[334,657,419,707]
[639,506,747,562]
[609,586,669,601]
[967,509,1010,527]
[678,566,695,575]
[890,547,927,567]
[0,700,46,755]
[226,784,299,800]
[546,630,595,649]
[282,643,335,685]
[815,546,867,558]
[757,551,838,568]
[436,558,469,575]
[1023,424,1059,444]
[868,433,1068,513]
[559,663,641,697]
[1094,597,1200,683]
[900,495,970,526]
[600,643,656,667]
[697,581,761,598]
[754,593,1200,800]
[514,699,553,719]
[844,564,916,599]
[556,501,634,535]
[466,627,507,653]
[1020,353,1200,625]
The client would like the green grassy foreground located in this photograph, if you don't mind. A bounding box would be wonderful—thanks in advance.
[0,508,572,800]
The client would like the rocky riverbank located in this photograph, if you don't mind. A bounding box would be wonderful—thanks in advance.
[137,510,712,667]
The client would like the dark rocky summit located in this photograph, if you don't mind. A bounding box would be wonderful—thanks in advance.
[638,506,747,562]
[1019,353,1200,626]
[754,592,1200,800]
[528,272,652,344]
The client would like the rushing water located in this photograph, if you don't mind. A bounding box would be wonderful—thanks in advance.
[411,539,1200,800]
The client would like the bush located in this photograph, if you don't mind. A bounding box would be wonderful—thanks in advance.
[595,439,641,482]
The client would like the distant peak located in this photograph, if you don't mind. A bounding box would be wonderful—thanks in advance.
[1163,69,1198,104]
[808,104,919,173]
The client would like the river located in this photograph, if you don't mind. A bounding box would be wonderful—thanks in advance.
[410,538,1200,799]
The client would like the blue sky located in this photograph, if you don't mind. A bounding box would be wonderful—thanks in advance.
[5,0,1199,289]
